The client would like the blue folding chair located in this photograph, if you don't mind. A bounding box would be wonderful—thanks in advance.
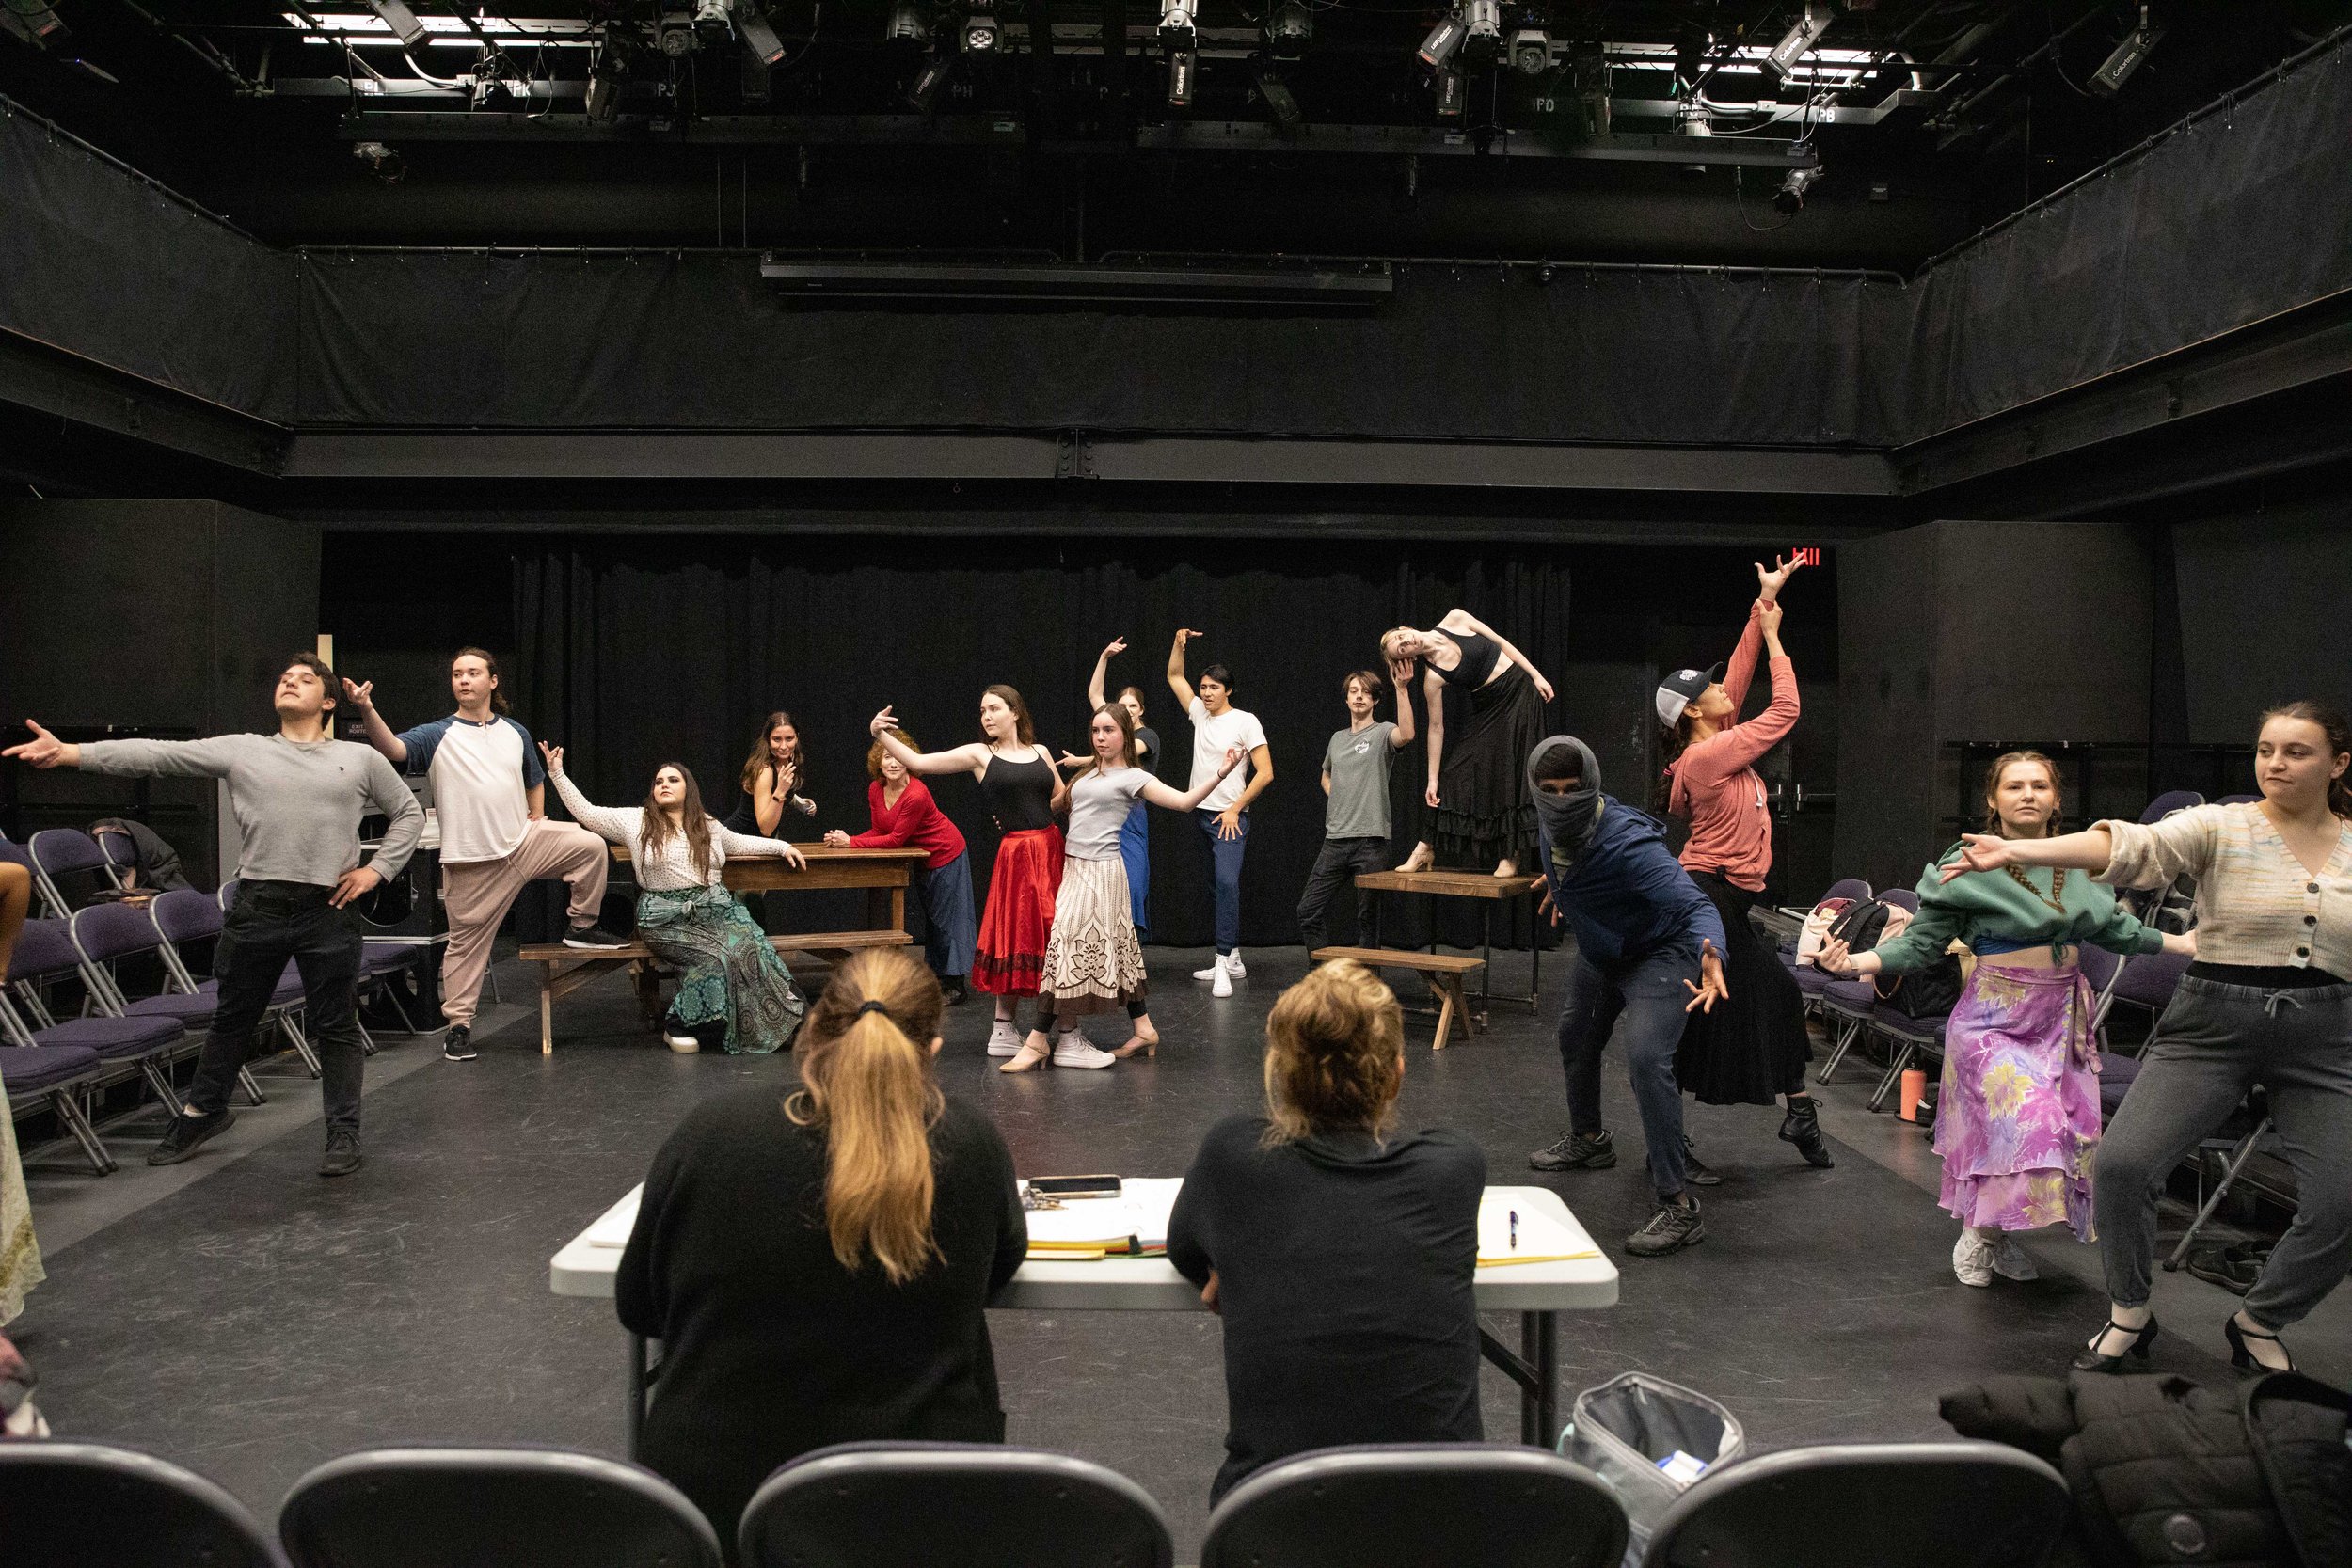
[2,918,184,1134]
[26,827,122,918]
[1,1040,113,1175]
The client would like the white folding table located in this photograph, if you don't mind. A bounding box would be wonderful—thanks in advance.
[551,1181,1617,1451]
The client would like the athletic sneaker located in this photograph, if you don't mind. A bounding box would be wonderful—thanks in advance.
[941,976,969,1006]
[147,1107,236,1166]
[1681,1138,1724,1187]
[1192,953,1247,981]
[1952,1230,1995,1287]
[1528,1129,1616,1171]
[664,1031,702,1054]
[319,1129,363,1178]
[442,1024,476,1062]
[1990,1234,2040,1282]
[986,1021,1024,1057]
[1052,1038,1119,1069]
[1625,1199,1706,1258]
[1212,962,1233,999]
[564,923,632,950]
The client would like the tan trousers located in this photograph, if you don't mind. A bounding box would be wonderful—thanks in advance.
[440,820,610,1028]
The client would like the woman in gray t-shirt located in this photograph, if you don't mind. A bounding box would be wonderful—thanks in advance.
[1000,705,1243,1073]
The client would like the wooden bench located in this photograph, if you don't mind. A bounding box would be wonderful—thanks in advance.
[1310,946,1486,1051]
[517,929,913,1054]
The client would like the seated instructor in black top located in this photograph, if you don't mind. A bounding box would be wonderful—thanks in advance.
[1168,958,1486,1501]
[616,949,1027,1557]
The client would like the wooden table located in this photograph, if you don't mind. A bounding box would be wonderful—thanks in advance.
[1354,868,1545,1022]
[611,842,929,928]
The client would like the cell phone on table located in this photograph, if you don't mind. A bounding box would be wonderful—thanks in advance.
[1027,1175,1122,1199]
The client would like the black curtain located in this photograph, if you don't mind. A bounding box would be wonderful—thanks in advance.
[512,534,1577,952]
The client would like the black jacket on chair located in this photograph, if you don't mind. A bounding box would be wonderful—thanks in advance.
[1938,1370,2351,1568]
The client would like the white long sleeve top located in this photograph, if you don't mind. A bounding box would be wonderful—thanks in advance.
[549,767,800,891]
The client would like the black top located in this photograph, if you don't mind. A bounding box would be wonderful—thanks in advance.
[1134,725,1161,778]
[978,751,1058,832]
[1432,626,1502,689]
[616,1086,1027,1551]
[1167,1113,1486,1501]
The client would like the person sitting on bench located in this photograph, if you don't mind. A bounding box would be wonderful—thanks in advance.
[543,745,807,1055]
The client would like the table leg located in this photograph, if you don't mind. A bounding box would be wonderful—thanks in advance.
[1478,1319,1553,1449]
[627,1333,646,1457]
[891,885,907,932]
[1534,1310,1558,1446]
[1481,904,1495,1021]
[540,982,553,1057]
[1519,1314,1539,1444]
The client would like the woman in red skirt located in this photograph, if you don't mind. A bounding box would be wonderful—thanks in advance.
[871,687,1068,1057]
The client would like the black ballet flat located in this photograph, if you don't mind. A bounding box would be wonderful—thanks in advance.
[2223,1315,2296,1376]
[2072,1315,2159,1373]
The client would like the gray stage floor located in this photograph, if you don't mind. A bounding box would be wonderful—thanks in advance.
[12,943,2344,1559]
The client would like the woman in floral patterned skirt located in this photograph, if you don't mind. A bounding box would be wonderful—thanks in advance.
[1823,752,2195,1286]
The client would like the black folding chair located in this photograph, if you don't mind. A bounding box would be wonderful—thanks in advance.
[739,1442,1172,1568]
[1200,1444,1628,1568]
[1643,1441,2069,1568]
[278,1445,722,1568]
[0,1439,287,1568]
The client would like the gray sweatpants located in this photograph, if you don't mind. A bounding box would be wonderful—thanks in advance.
[2094,973,2352,1328]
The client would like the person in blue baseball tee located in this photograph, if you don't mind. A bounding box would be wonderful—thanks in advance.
[1521,735,1729,1259]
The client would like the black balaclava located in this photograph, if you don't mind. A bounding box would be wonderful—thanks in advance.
[1528,735,1603,875]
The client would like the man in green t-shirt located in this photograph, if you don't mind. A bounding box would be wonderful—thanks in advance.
[1297,666,1417,952]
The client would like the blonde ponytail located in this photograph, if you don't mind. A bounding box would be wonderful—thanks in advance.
[785,951,948,1284]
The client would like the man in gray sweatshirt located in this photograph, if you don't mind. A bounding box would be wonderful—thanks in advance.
[6,654,422,1177]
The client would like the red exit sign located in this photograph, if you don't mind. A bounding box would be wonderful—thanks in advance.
[1791,546,1822,567]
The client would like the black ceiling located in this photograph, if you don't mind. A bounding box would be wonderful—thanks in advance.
[3,1,2344,264]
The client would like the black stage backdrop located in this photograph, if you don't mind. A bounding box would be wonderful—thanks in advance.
[511,536,1588,953]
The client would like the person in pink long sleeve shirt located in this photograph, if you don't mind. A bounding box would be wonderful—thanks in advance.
[1655,557,1834,1174]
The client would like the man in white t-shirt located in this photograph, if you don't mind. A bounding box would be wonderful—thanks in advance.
[345,648,625,1062]
[1167,628,1275,997]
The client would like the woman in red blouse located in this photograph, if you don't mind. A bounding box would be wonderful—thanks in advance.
[826,729,977,1005]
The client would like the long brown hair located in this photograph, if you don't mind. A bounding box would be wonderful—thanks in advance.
[1981,750,2062,839]
[2260,701,2352,819]
[1077,702,1138,779]
[740,711,802,796]
[1654,712,1701,816]
[1262,959,1406,1146]
[639,763,716,880]
[786,950,948,1284]
[452,646,511,716]
[982,684,1037,746]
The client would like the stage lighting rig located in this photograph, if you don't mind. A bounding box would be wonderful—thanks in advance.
[1762,2,1833,83]
[1266,0,1312,60]
[1167,46,1197,105]
[1418,13,1466,71]
[888,2,932,45]
[1772,164,1820,214]
[2090,6,2163,96]
[1460,0,1502,68]
[962,1,999,53]
[1160,0,1199,51]
[909,50,954,107]
[659,18,698,57]
[352,141,407,184]
[739,3,790,65]
[695,0,737,45]
[586,25,641,122]
[364,0,430,50]
[1510,26,1551,77]
[1435,65,1465,118]
[1255,60,1304,131]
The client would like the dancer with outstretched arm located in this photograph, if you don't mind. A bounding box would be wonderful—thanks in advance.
[1088,638,1162,940]
[1296,666,1417,954]
[868,688,1067,1058]
[1381,610,1555,877]
[825,726,977,1006]
[1168,629,1273,997]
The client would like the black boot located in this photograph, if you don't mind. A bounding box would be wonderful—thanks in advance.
[1778,1096,1835,1168]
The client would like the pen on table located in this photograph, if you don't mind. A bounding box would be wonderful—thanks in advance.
[1508,1209,1518,1250]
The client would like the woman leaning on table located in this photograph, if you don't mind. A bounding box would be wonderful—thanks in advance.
[543,746,808,1056]
[1822,750,2193,1290]
[1945,703,2352,1377]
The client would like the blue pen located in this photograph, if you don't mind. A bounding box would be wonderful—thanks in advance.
[1508,1210,1518,1250]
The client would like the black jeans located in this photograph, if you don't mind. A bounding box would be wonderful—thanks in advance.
[194,880,365,1133]
[1558,947,1697,1200]
[1296,837,1387,952]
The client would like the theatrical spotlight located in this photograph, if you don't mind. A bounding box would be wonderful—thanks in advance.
[1678,103,1711,175]
[2090,5,2164,96]
[659,19,699,57]
[739,2,790,66]
[365,0,430,50]
[1418,13,1466,71]
[586,27,637,122]
[1435,65,1465,118]
[1510,27,1551,76]
[1460,0,1502,67]
[1762,1,1833,83]
[1772,164,1820,214]
[1160,0,1199,51]
[962,2,999,54]
[908,50,953,108]
[1266,0,1312,61]
[1168,46,1197,106]
[0,2,69,50]
[352,140,407,184]
[1255,61,1304,132]
[887,1,932,45]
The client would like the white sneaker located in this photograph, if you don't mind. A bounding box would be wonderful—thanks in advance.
[664,1032,702,1055]
[1052,1038,1119,1069]
[1225,953,1246,978]
[986,1021,1023,1057]
[1951,1231,1994,1288]
[1213,963,1234,999]
[1192,958,1223,981]
[1990,1234,2040,1281]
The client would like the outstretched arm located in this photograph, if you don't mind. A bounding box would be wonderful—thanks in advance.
[1447,610,1555,703]
[538,745,639,844]
[1089,637,1126,711]
[1943,826,2119,882]
[1682,600,1798,781]
[1166,628,1200,712]
[23,729,242,779]
[1143,746,1244,812]
[869,708,991,779]
[339,679,410,765]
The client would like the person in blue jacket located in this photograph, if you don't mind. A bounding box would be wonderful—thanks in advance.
[1522,735,1728,1257]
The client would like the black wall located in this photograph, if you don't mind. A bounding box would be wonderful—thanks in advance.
[0,499,322,884]
[2170,497,2352,743]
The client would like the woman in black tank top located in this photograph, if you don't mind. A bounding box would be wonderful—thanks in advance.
[869,687,1069,1053]
[1379,610,1557,878]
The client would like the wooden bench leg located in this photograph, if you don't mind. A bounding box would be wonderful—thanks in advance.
[1432,978,1457,1052]
[540,977,554,1056]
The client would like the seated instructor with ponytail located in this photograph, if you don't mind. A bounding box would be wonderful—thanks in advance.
[615,950,1028,1553]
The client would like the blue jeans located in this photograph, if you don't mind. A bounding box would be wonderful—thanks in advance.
[1194,807,1249,956]
[1120,803,1151,938]
[1558,947,1698,1200]
[918,852,977,979]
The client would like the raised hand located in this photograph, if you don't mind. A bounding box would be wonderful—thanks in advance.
[1758,599,1786,639]
[869,705,898,738]
[2,720,69,769]
[1684,941,1730,1013]
[1218,745,1245,776]
[537,740,564,773]
[1174,628,1203,648]
[1943,832,2013,881]
[341,677,375,711]
[1388,656,1416,684]
[1103,637,1128,659]
[1756,553,1804,600]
